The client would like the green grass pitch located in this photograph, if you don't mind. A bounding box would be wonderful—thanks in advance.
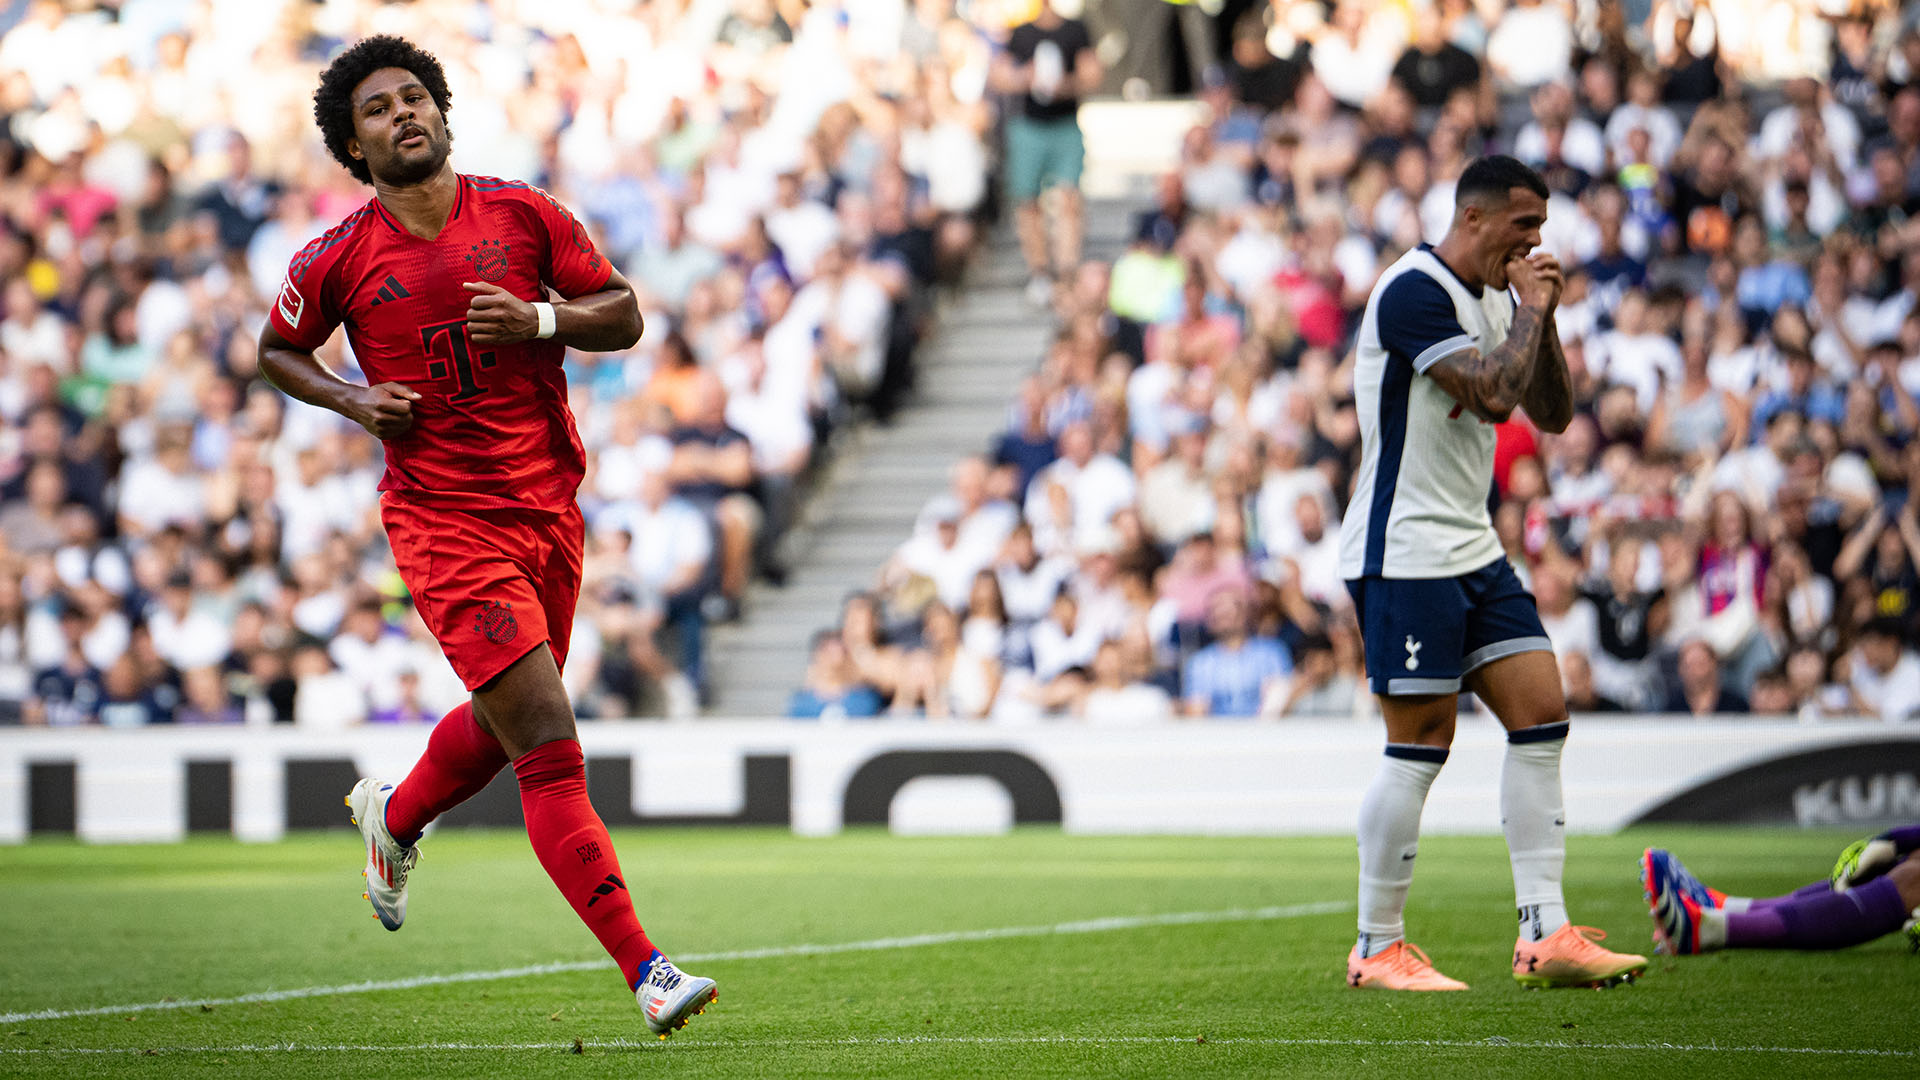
[1,827,1914,1078]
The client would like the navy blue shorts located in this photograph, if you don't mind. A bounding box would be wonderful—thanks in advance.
[1345,558,1552,697]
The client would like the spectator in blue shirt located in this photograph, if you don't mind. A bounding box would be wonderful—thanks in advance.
[788,631,885,720]
[1733,215,1812,330]
[1580,184,1646,328]
[993,377,1060,496]
[1182,588,1292,718]
[1752,345,1846,432]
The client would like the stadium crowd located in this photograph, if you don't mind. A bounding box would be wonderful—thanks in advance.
[790,0,1920,723]
[0,0,996,725]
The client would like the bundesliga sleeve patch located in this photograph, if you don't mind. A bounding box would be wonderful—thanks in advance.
[277,278,306,328]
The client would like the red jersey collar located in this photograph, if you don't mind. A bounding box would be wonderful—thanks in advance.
[370,173,466,240]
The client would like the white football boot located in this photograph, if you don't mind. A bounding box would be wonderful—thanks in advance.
[346,778,418,931]
[636,953,718,1038]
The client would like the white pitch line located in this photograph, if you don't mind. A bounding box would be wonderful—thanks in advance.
[0,901,1348,1025]
[0,1036,1912,1059]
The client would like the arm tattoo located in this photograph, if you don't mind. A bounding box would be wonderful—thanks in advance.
[1522,312,1575,434]
[1423,302,1549,424]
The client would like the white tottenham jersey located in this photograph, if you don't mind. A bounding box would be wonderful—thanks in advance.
[1338,245,1514,580]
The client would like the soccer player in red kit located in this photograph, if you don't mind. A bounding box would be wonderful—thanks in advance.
[257,36,717,1037]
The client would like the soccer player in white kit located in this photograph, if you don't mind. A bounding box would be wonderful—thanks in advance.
[1337,156,1647,990]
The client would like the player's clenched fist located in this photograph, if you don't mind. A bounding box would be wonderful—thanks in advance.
[349,381,421,439]
[463,281,538,344]
[1506,251,1563,312]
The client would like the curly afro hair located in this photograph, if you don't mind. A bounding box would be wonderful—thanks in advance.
[312,35,452,185]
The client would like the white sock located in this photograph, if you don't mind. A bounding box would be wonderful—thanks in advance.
[1722,896,1752,914]
[1698,907,1728,950]
[1503,723,1570,942]
[1357,745,1447,958]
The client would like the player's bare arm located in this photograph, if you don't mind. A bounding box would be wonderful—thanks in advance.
[462,265,643,351]
[257,322,421,440]
[1424,173,1561,427]
[1519,253,1573,434]
[1422,296,1551,425]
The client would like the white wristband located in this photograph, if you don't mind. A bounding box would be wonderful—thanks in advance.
[533,301,557,339]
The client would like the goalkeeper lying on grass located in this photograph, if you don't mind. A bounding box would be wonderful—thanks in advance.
[1639,826,1920,955]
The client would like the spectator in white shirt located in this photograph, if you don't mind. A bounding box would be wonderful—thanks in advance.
[1533,562,1601,661]
[1138,416,1216,546]
[1847,617,1920,722]
[274,443,363,563]
[917,456,1019,576]
[145,572,230,674]
[1024,420,1136,550]
[628,207,724,312]
[594,466,715,710]
[0,279,71,373]
[1485,0,1574,91]
[291,644,365,730]
[1309,0,1401,110]
[1267,491,1345,610]
[1604,69,1682,170]
[1515,80,1606,178]
[886,495,984,611]
[1595,289,1682,414]
[757,272,828,414]
[996,521,1072,657]
[1254,435,1335,558]
[596,468,715,606]
[1755,77,1859,173]
[327,600,414,713]
[1030,587,1102,683]
[1077,639,1173,724]
[795,242,893,403]
[117,424,206,540]
[725,338,812,577]
[764,171,840,280]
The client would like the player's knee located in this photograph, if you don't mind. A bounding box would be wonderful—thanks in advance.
[1511,687,1570,733]
[511,699,577,749]
[1533,704,1572,729]
[1509,714,1570,743]
[1384,704,1455,746]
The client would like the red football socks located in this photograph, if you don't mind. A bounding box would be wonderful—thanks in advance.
[385,702,507,846]
[514,739,658,987]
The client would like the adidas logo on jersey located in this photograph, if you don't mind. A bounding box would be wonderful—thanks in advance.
[369,274,412,307]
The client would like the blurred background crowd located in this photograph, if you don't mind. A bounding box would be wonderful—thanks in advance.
[0,0,996,725]
[790,0,1920,723]
[4,0,1920,728]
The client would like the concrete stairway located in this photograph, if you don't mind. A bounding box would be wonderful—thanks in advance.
[704,199,1136,715]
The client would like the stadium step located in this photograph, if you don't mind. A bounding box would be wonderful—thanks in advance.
[703,198,1136,717]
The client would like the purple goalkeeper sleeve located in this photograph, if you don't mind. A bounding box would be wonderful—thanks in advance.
[1882,824,1920,854]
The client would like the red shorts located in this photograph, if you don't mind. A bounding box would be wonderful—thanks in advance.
[381,494,584,691]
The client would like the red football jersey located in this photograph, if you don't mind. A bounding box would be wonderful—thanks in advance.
[268,174,612,513]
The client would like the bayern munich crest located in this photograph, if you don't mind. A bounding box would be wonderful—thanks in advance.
[465,238,511,282]
[474,599,518,644]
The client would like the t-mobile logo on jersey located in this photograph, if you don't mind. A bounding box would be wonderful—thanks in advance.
[1404,637,1423,671]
